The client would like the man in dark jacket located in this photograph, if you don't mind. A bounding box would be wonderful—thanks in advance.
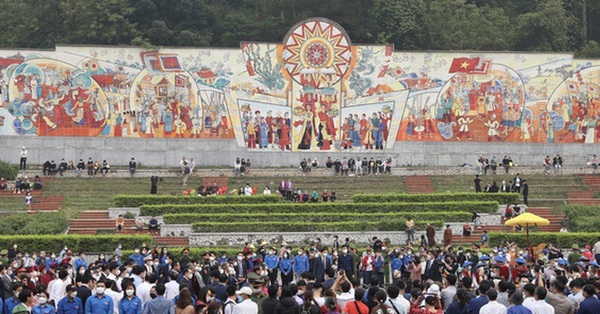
[273,286,300,314]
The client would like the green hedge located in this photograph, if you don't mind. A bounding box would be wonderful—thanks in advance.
[192,220,443,233]
[488,232,600,248]
[563,205,600,232]
[141,201,499,216]
[353,192,520,204]
[0,212,69,235]
[0,160,19,180]
[0,235,153,253]
[114,194,281,207]
[164,212,471,224]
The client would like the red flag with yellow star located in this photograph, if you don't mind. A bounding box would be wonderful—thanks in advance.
[449,57,480,73]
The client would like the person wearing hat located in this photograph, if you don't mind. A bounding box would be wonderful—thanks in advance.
[0,249,8,265]
[568,244,581,266]
[494,256,510,282]
[57,284,83,314]
[233,286,257,314]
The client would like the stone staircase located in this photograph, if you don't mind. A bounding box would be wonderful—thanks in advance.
[68,211,189,247]
[567,191,600,205]
[454,207,564,245]
[404,176,435,194]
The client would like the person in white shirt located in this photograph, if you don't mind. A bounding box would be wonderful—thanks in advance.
[164,272,180,300]
[567,279,585,311]
[386,283,410,314]
[522,283,537,310]
[479,289,507,314]
[440,274,458,310]
[263,186,272,195]
[49,269,70,305]
[232,286,258,314]
[137,273,157,305]
[103,280,121,314]
[529,287,554,314]
[336,281,354,310]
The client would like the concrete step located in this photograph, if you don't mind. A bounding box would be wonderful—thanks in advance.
[78,211,110,219]
[567,191,595,198]
[69,219,134,228]
[567,199,600,205]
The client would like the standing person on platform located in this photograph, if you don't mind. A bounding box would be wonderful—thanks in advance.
[129,158,137,177]
[444,225,453,246]
[474,175,482,193]
[150,175,159,195]
[19,147,27,170]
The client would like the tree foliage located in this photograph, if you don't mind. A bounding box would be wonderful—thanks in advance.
[0,0,596,54]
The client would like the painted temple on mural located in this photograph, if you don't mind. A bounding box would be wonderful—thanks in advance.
[0,18,599,151]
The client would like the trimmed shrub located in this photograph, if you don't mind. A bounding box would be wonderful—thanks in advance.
[0,212,68,235]
[163,212,471,224]
[488,232,600,248]
[0,159,19,180]
[114,194,281,207]
[0,235,153,253]
[353,192,520,204]
[141,201,499,216]
[191,220,443,232]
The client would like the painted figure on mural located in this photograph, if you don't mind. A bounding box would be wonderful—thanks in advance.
[295,104,314,150]
[316,104,336,150]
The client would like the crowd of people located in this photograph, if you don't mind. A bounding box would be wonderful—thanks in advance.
[2,237,600,313]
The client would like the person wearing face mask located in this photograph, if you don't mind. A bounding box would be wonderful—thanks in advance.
[32,291,54,314]
[235,253,248,283]
[279,251,293,287]
[264,248,279,285]
[57,284,83,314]
[293,249,309,283]
[314,248,333,284]
[142,283,174,314]
[338,246,354,281]
[137,273,158,305]
[129,249,144,267]
[119,282,142,314]
[85,280,113,314]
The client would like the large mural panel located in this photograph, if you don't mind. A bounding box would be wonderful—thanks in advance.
[0,17,598,149]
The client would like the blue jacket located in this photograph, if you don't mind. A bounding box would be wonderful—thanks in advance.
[577,296,600,314]
[119,296,143,314]
[129,254,145,266]
[5,298,20,314]
[265,254,279,270]
[374,256,385,269]
[279,258,292,274]
[74,257,88,271]
[32,304,56,314]
[466,295,488,314]
[293,254,309,274]
[338,254,353,273]
[85,294,113,314]
[57,297,83,314]
[391,257,403,273]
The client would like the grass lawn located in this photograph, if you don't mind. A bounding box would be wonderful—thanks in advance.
[4,172,585,218]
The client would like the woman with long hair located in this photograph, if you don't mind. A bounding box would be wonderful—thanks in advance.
[119,282,143,314]
[176,289,195,314]
[301,290,320,314]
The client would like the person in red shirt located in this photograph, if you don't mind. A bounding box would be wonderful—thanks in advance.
[342,287,369,314]
[494,256,510,281]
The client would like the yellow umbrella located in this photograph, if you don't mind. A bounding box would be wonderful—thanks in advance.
[504,212,550,259]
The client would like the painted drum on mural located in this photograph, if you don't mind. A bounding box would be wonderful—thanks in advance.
[0,17,598,149]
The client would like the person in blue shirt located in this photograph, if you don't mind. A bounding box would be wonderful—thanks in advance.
[466,281,490,314]
[0,296,3,314]
[264,248,279,285]
[84,280,113,314]
[5,282,23,314]
[578,284,600,314]
[119,282,143,314]
[32,292,55,314]
[279,252,293,287]
[129,249,144,266]
[74,252,88,271]
[57,284,83,314]
[293,248,309,282]
[217,252,229,264]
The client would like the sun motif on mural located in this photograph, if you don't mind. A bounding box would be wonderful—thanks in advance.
[283,19,352,88]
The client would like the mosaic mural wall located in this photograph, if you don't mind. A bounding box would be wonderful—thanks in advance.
[0,18,598,152]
